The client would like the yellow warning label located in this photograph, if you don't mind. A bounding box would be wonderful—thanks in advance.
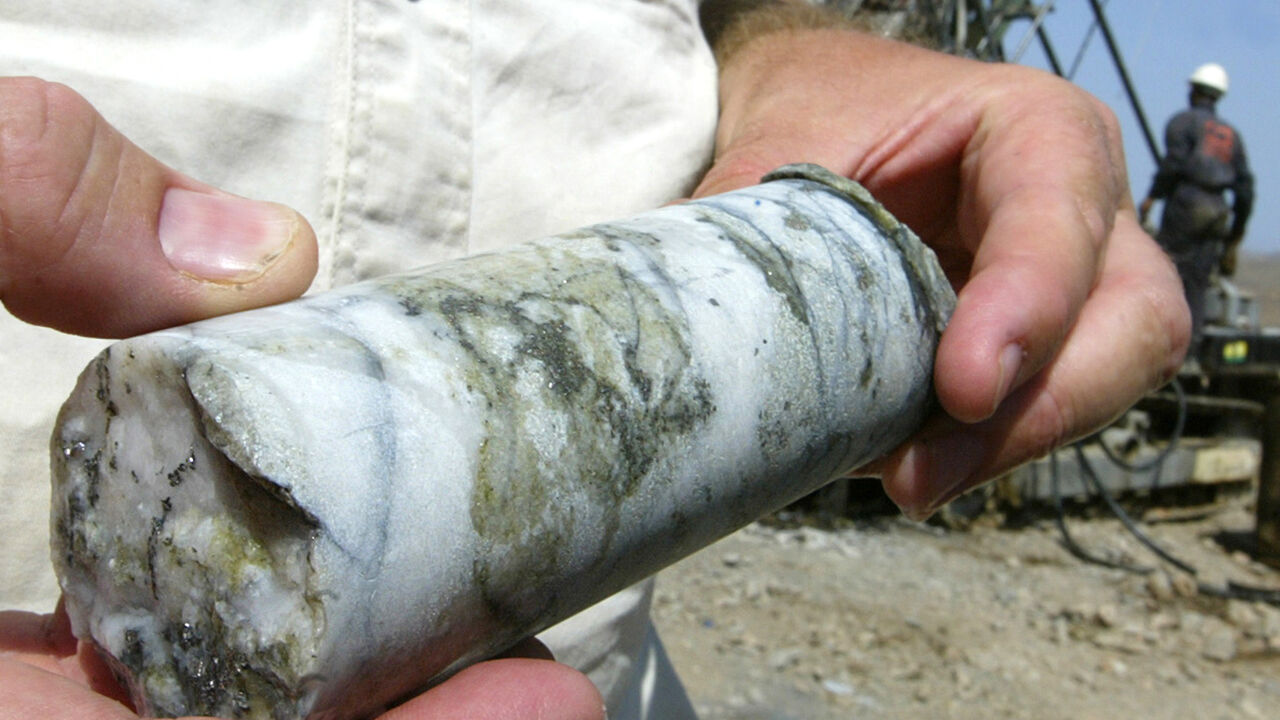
[1222,340,1249,364]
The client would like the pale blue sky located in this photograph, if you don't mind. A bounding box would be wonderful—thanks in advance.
[1006,1,1280,254]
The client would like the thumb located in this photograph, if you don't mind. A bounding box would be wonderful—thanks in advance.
[0,77,317,338]
[378,659,605,720]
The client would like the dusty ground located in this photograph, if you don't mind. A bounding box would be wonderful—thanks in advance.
[652,496,1280,720]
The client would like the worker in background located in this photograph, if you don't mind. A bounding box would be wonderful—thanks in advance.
[1140,62,1254,348]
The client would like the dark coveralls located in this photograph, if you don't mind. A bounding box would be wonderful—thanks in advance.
[1146,98,1254,341]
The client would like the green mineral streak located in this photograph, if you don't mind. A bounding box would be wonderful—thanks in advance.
[704,208,812,328]
[127,510,313,720]
[205,516,275,590]
[516,319,589,399]
[784,211,810,230]
[388,238,714,626]
[136,611,306,720]
[762,163,955,334]
[113,456,313,716]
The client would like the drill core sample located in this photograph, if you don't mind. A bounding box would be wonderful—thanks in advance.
[51,165,954,719]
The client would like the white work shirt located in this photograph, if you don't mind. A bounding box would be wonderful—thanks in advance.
[0,1,718,716]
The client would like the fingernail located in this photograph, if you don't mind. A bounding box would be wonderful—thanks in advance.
[893,444,934,522]
[899,433,986,521]
[159,188,299,282]
[992,343,1025,414]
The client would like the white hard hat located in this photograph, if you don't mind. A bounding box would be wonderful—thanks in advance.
[1188,63,1229,95]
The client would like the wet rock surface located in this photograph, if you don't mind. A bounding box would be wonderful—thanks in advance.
[652,498,1280,719]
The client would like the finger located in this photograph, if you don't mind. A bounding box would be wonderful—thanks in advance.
[0,603,135,708]
[377,658,605,720]
[0,656,137,719]
[932,83,1127,424]
[0,77,317,337]
[0,599,74,656]
[878,217,1189,518]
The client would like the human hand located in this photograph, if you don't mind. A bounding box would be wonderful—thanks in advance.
[0,77,318,337]
[694,28,1190,519]
[0,603,605,720]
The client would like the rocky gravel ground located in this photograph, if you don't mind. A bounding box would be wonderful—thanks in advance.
[651,498,1280,720]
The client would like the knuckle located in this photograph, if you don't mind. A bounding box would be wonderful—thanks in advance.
[0,78,56,260]
[0,78,114,327]
[0,77,81,172]
[0,77,100,274]
[1,78,81,207]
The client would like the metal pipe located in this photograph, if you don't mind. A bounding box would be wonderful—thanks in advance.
[1066,6,1099,80]
[1008,1,1063,75]
[1035,20,1065,76]
[1086,0,1161,163]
